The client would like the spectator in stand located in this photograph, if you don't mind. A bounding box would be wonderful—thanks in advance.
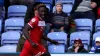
[89,37,100,53]
[51,2,76,34]
[68,39,88,53]
[70,0,97,22]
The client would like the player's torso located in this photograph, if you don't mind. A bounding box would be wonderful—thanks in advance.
[30,16,45,43]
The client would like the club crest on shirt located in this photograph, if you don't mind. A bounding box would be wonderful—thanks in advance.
[31,18,36,22]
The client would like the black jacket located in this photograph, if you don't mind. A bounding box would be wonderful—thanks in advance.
[68,46,88,53]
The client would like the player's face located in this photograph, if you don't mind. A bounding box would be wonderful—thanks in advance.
[96,41,100,46]
[38,7,47,19]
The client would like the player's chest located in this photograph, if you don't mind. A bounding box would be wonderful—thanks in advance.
[36,21,46,31]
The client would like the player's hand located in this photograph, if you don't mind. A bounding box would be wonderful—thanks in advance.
[31,43,38,48]
[51,40,59,45]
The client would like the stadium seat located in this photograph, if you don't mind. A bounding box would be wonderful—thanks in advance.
[0,45,17,53]
[0,19,2,33]
[1,31,20,45]
[47,32,67,53]
[39,0,53,4]
[8,5,27,18]
[55,0,74,4]
[63,4,73,15]
[93,32,100,46]
[39,0,52,11]
[45,3,51,10]
[5,18,24,31]
[70,31,90,50]
[0,0,4,6]
[48,44,65,53]
[95,19,100,32]
[75,19,93,32]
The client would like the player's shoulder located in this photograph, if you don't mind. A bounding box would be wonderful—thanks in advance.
[30,17,38,23]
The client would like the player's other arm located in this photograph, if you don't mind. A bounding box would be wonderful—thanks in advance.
[23,24,37,47]
[42,35,59,45]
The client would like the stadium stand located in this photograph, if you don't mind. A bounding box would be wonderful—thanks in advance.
[70,31,90,50]
[0,0,100,55]
[95,19,100,32]
[4,18,24,32]
[47,32,67,53]
[8,5,27,18]
[74,19,93,32]
[93,32,100,45]
[39,0,53,11]
[0,45,17,53]
[1,31,20,45]
[55,0,74,4]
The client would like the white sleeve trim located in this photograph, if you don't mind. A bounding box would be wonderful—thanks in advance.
[28,23,33,28]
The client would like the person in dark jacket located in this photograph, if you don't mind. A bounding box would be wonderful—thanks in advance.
[71,0,97,23]
[51,2,76,34]
[68,39,88,53]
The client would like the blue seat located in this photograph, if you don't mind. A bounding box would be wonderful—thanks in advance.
[93,32,100,46]
[0,0,4,6]
[5,18,24,31]
[63,4,72,15]
[8,5,27,18]
[93,32,100,41]
[55,0,74,4]
[48,44,65,53]
[39,0,52,11]
[95,19,100,32]
[1,31,20,45]
[0,19,2,33]
[0,45,17,53]
[47,32,67,53]
[70,31,90,50]
[39,0,53,4]
[75,19,93,32]
[45,3,51,10]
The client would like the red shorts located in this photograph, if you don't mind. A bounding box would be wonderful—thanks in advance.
[20,40,46,56]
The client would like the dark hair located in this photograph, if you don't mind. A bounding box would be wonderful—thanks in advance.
[36,4,47,11]
[30,2,44,16]
[25,2,44,23]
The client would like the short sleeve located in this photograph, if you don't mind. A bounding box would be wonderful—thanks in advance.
[28,18,37,28]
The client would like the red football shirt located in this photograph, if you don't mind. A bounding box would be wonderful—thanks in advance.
[20,16,46,56]
[28,16,45,44]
